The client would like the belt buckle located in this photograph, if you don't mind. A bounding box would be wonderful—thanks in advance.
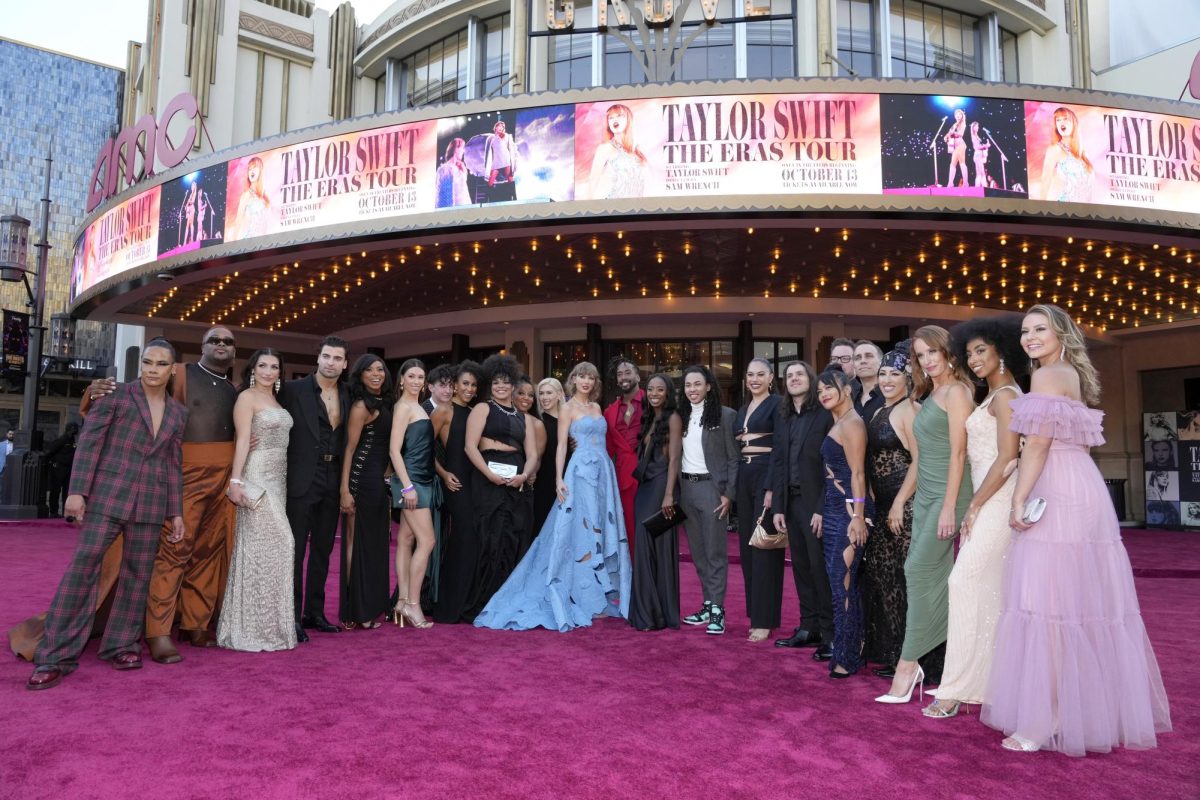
[322,454,335,462]
[743,454,754,464]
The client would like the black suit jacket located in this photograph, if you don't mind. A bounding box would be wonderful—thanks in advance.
[279,374,350,497]
[769,406,833,518]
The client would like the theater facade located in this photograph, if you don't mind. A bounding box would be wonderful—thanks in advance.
[68,0,1200,524]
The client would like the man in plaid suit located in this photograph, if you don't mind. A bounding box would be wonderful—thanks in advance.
[27,339,187,690]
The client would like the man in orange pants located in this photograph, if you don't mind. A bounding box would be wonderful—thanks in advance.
[83,327,238,663]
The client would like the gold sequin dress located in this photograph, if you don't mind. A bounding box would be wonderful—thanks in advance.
[933,388,1018,703]
[217,407,297,652]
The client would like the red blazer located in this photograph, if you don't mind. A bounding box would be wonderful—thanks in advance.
[604,390,644,490]
[69,381,187,524]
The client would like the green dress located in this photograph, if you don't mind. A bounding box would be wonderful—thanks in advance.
[900,397,973,662]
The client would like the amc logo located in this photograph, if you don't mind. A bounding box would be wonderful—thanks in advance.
[87,92,201,213]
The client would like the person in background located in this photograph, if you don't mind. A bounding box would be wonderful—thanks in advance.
[514,375,543,552]
[27,339,186,691]
[829,338,855,376]
[983,303,1170,754]
[851,340,885,421]
[0,428,15,481]
[44,423,80,516]
[422,363,456,415]
[533,377,566,532]
[604,357,643,556]
[677,365,739,636]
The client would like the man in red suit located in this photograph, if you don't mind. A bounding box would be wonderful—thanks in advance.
[27,339,187,690]
[603,358,643,554]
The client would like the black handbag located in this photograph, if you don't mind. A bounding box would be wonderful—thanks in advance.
[642,505,686,537]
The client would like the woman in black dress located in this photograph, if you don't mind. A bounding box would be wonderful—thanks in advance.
[338,354,394,629]
[463,354,539,616]
[430,360,481,624]
[862,345,918,677]
[734,357,784,642]
[533,377,565,531]
[514,376,543,554]
[628,374,682,631]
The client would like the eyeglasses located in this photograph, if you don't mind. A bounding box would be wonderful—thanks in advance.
[831,355,852,364]
[205,337,236,347]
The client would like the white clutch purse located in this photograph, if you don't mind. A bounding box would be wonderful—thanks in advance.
[487,461,518,480]
[1020,497,1046,525]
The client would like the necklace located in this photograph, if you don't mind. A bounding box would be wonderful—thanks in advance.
[196,361,229,385]
[490,399,519,417]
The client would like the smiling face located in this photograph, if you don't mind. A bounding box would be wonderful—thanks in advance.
[964,337,1002,381]
[615,362,639,394]
[853,344,880,381]
[574,372,596,398]
[140,346,176,389]
[913,337,947,380]
[401,366,426,398]
[816,378,847,410]
[785,364,809,399]
[877,365,907,401]
[537,382,559,412]
[1020,311,1060,362]
[456,372,479,404]
[254,354,281,389]
[360,360,386,395]
[491,375,513,403]
[514,382,535,413]
[430,379,454,404]
[645,376,668,409]
[745,361,771,397]
[683,372,709,405]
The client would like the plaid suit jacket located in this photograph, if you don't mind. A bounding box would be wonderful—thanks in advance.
[68,381,187,523]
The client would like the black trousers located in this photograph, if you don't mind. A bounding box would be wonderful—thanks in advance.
[736,458,784,629]
[287,460,341,622]
[786,493,834,642]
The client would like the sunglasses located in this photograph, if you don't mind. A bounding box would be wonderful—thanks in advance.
[205,337,236,347]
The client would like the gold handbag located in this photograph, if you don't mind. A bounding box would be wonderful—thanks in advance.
[749,508,788,549]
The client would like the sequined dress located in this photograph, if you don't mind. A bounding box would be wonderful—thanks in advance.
[475,415,631,631]
[602,143,645,198]
[1053,142,1093,202]
[218,407,297,652]
[820,436,872,673]
[933,388,1019,704]
[862,402,913,667]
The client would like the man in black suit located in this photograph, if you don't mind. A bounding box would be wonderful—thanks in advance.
[770,361,835,659]
[422,363,455,415]
[279,335,349,640]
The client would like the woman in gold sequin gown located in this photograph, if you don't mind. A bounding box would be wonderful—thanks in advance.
[218,349,297,652]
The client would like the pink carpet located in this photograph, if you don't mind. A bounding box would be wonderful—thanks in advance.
[1,522,1195,800]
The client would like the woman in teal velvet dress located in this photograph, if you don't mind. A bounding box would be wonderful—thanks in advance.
[876,325,974,704]
[388,359,437,629]
[475,362,631,632]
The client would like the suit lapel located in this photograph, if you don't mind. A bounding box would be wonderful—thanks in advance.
[304,375,321,441]
[794,408,817,450]
[131,382,155,440]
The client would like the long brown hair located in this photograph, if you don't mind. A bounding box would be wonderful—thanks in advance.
[911,325,956,399]
[1025,303,1102,405]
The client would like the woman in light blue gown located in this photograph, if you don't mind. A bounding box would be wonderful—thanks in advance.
[475,362,631,631]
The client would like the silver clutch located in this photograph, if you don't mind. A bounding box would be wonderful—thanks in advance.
[1021,496,1046,525]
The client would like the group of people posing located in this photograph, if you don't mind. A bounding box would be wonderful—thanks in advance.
[17,303,1171,757]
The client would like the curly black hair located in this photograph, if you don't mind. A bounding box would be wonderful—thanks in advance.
[677,365,723,431]
[949,315,1028,382]
[638,373,678,452]
[479,353,521,401]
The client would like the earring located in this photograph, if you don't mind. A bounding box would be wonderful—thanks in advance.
[275,378,281,393]
[999,358,1006,375]
[249,374,256,387]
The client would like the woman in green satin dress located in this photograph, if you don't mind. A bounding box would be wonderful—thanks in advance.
[876,326,974,704]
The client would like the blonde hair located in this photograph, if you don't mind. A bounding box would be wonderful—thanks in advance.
[536,377,565,418]
[1025,303,1101,405]
[564,362,601,403]
[911,325,955,398]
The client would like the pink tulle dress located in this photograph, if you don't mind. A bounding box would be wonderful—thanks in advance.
[981,393,1171,756]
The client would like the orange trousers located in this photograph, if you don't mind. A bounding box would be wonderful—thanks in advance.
[144,442,235,637]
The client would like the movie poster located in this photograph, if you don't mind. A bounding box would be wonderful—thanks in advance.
[2,310,29,378]
[1025,101,1200,214]
[574,94,882,201]
[158,164,228,257]
[71,186,161,300]
[224,119,436,242]
[434,112,526,206]
[880,94,1028,197]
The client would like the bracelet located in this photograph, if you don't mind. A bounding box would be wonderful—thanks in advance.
[850,513,862,519]
[229,478,244,486]
[400,485,415,495]
[851,497,866,503]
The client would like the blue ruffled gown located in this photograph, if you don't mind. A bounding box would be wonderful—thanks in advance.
[475,415,632,631]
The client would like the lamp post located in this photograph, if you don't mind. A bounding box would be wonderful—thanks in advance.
[0,142,53,517]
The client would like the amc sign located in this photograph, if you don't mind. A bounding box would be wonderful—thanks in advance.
[87,92,201,213]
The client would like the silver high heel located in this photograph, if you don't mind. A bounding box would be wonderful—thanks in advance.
[1001,734,1040,752]
[874,666,924,704]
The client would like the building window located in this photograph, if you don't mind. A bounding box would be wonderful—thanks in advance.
[403,29,468,108]
[753,340,802,378]
[837,0,878,77]
[677,18,737,81]
[480,13,512,98]
[547,0,594,90]
[889,0,982,80]
[545,343,590,383]
[746,4,796,80]
[1000,27,1019,83]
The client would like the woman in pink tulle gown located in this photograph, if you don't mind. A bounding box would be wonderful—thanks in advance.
[982,304,1171,755]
